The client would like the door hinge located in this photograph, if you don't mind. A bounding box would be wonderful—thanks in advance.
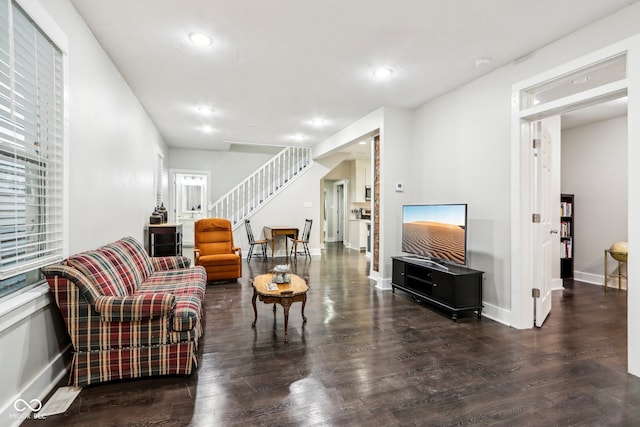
[532,139,541,149]
[532,213,541,223]
[532,288,541,298]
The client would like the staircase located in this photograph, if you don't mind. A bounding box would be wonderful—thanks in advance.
[209,146,312,229]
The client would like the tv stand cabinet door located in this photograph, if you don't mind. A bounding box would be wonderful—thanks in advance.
[392,258,407,287]
[431,270,454,304]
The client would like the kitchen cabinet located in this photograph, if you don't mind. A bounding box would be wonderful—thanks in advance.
[352,159,371,202]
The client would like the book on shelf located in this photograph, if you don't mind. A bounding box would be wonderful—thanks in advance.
[560,201,573,217]
[560,240,572,258]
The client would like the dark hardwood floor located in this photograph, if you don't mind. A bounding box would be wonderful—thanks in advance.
[24,244,640,426]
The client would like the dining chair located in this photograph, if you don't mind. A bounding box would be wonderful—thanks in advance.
[290,218,312,259]
[245,219,268,262]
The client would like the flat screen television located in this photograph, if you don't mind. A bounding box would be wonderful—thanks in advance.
[402,204,467,267]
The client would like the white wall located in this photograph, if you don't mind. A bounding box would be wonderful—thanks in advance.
[169,148,274,202]
[1,0,170,424]
[55,7,168,253]
[411,75,512,315]
[562,116,628,286]
[377,107,414,286]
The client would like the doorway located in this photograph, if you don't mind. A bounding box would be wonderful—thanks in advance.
[171,170,209,247]
[560,101,628,289]
[334,181,347,244]
[512,52,629,328]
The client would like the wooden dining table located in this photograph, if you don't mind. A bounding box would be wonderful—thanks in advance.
[263,226,299,258]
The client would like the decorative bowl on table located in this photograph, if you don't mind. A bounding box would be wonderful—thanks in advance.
[271,264,291,283]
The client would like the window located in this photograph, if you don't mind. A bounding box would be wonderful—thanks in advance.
[0,0,64,298]
[155,153,164,207]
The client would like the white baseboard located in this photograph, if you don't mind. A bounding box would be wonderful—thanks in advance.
[375,277,392,290]
[1,344,71,426]
[574,270,626,290]
[480,302,512,326]
[573,271,603,285]
[551,277,564,291]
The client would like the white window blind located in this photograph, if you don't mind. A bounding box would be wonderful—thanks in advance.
[0,0,63,291]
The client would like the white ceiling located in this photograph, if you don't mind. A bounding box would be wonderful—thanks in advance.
[562,97,627,130]
[69,0,637,151]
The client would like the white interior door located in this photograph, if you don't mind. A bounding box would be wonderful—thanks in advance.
[533,120,553,327]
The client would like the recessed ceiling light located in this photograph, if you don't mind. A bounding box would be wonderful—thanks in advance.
[310,118,327,126]
[188,32,212,47]
[358,141,367,145]
[201,125,214,133]
[474,57,492,68]
[373,67,394,79]
[292,134,306,141]
[197,106,214,115]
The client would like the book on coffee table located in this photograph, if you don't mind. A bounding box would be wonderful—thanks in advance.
[266,282,279,291]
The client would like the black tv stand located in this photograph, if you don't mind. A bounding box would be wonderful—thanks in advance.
[391,256,483,321]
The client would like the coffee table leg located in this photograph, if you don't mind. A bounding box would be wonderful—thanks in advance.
[301,294,307,323]
[283,304,290,343]
[251,289,258,327]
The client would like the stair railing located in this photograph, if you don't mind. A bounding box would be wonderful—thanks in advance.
[208,146,312,228]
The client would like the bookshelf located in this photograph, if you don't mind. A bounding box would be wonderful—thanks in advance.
[560,194,574,279]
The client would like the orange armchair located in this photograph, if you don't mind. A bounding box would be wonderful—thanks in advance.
[194,218,242,282]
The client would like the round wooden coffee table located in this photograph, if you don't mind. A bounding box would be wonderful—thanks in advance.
[251,273,308,343]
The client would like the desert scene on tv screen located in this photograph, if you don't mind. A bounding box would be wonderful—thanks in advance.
[403,221,465,264]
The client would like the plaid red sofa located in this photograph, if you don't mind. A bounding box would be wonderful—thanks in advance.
[41,236,207,386]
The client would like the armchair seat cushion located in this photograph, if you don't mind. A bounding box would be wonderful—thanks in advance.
[198,253,241,266]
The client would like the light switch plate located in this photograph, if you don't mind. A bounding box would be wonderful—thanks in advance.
[395,183,404,192]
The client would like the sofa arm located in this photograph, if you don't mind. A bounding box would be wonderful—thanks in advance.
[233,246,242,257]
[151,256,191,271]
[94,293,175,322]
[42,263,103,304]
